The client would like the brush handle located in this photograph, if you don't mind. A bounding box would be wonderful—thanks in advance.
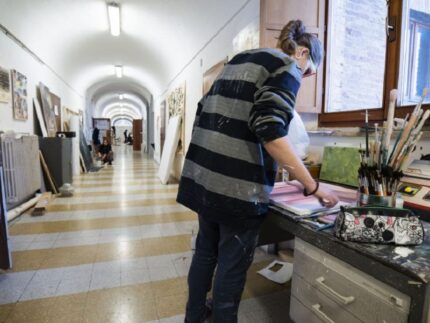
[384,89,397,150]
[389,115,417,167]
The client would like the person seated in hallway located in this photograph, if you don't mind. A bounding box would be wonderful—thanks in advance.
[98,139,113,165]
[127,133,133,145]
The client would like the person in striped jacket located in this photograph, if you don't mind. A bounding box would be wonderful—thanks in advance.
[178,20,339,323]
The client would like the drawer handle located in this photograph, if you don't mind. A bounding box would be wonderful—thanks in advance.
[316,276,355,305]
[312,304,336,323]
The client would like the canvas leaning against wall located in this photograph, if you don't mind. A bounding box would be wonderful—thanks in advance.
[37,82,57,137]
[0,67,11,104]
[11,70,28,120]
[167,82,186,154]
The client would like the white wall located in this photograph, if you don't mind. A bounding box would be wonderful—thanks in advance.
[154,0,260,177]
[152,0,430,179]
[0,31,84,134]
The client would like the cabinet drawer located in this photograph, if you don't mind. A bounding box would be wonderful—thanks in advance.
[291,274,363,323]
[294,239,410,323]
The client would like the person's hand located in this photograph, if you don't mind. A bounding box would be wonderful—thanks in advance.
[314,187,339,208]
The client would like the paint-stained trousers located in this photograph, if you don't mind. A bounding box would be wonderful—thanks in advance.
[185,214,264,323]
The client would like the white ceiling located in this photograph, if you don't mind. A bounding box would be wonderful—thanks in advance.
[0,0,249,100]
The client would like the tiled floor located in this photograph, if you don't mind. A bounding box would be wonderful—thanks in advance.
[0,145,292,322]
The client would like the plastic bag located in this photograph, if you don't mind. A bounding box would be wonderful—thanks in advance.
[287,110,310,159]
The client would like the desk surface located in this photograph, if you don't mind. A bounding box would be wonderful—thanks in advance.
[266,205,430,323]
[269,206,430,284]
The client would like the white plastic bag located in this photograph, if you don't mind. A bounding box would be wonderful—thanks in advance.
[287,110,310,159]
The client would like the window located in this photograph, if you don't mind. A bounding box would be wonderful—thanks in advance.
[320,0,430,127]
[399,1,430,105]
[326,0,387,112]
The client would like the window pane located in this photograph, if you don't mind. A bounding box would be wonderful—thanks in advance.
[326,0,387,112]
[399,0,430,105]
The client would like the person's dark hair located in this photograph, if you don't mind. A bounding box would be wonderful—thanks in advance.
[277,20,323,67]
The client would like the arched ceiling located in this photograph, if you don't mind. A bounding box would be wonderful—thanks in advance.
[0,0,250,98]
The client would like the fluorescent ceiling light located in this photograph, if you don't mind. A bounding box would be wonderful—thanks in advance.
[115,65,123,78]
[119,94,124,100]
[107,3,121,36]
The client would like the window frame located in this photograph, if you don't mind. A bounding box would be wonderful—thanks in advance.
[319,0,430,127]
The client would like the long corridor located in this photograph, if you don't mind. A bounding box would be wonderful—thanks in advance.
[0,146,290,323]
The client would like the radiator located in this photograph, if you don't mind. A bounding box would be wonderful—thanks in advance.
[0,133,41,210]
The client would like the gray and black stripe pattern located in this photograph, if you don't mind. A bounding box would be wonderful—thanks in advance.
[177,48,302,222]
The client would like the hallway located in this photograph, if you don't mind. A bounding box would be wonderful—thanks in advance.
[0,146,289,323]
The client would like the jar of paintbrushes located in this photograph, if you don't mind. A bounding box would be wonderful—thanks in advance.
[357,88,429,208]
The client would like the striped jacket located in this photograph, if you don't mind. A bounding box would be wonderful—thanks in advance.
[177,48,302,222]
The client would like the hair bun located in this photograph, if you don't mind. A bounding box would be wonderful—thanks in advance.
[286,20,306,41]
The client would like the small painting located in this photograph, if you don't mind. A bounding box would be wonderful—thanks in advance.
[11,70,28,120]
[167,82,186,154]
[38,82,57,137]
[0,67,11,104]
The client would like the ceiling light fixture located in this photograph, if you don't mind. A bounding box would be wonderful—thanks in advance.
[115,65,123,78]
[119,94,124,100]
[107,2,121,36]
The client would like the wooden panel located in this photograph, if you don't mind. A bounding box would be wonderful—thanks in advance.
[260,0,325,114]
[203,58,228,95]
[132,119,142,151]
[261,0,321,29]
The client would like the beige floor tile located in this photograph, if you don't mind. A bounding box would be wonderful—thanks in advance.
[0,304,15,322]
[6,298,56,323]
[9,211,194,235]
[155,292,187,319]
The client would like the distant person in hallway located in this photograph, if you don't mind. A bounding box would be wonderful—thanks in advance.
[127,133,133,145]
[98,139,113,165]
[177,20,339,323]
[92,127,101,147]
[124,129,128,143]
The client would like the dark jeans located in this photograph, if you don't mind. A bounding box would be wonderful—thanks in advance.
[185,214,264,323]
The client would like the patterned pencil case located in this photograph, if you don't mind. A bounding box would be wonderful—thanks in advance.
[334,206,424,245]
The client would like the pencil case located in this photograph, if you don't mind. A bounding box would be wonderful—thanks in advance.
[334,206,424,245]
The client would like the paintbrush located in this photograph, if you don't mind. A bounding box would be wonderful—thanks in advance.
[389,88,428,167]
[383,90,397,165]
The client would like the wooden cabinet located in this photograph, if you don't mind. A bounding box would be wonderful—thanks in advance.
[260,0,325,113]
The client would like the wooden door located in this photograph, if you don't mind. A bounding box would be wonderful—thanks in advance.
[260,0,325,113]
[132,119,143,151]
[0,167,11,270]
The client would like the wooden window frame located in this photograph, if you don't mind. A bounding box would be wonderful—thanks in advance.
[319,0,430,127]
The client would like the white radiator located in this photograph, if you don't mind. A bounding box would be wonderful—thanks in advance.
[0,133,41,210]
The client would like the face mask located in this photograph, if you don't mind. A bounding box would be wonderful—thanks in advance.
[303,54,317,78]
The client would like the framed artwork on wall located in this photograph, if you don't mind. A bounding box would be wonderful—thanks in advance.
[37,82,57,137]
[50,92,62,132]
[167,82,186,154]
[0,67,11,104]
[11,69,28,120]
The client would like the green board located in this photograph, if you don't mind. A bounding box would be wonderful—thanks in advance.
[319,146,360,187]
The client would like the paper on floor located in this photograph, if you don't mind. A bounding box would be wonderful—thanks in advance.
[257,260,293,284]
